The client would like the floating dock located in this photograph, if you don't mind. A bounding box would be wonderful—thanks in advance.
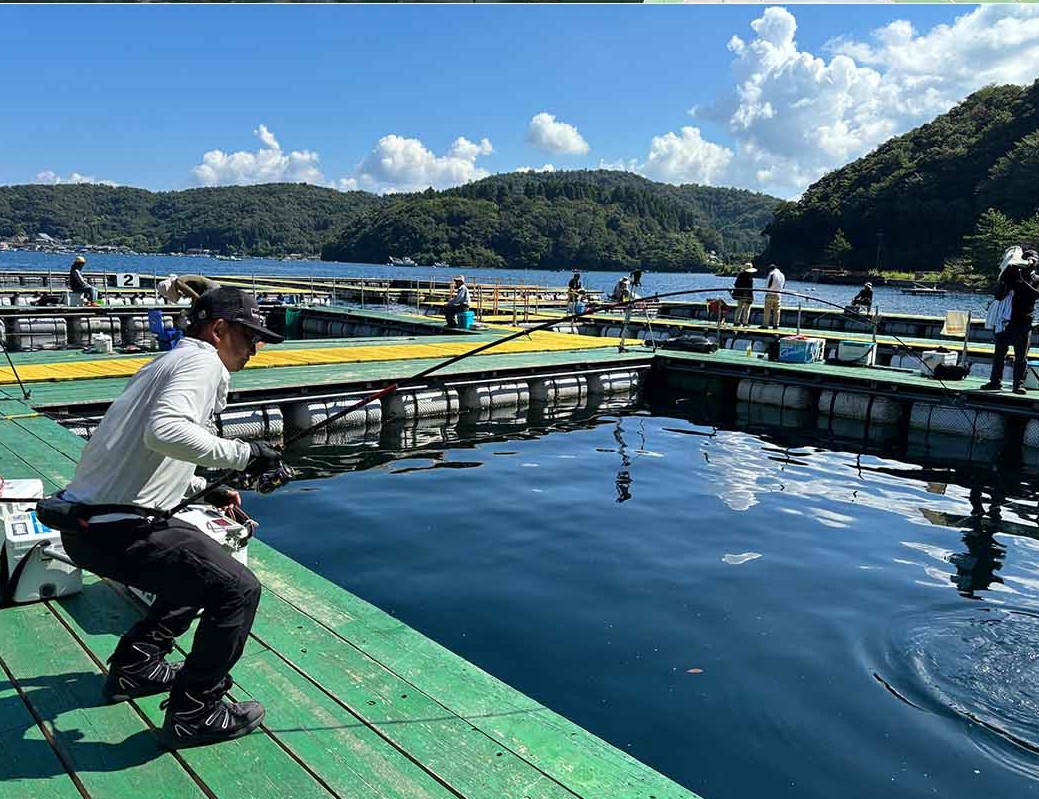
[2,298,1038,799]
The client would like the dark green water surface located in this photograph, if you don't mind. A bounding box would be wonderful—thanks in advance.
[252,399,1039,799]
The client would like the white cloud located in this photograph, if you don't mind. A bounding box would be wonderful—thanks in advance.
[34,170,118,187]
[515,164,557,173]
[192,124,324,186]
[632,5,1039,197]
[640,127,734,185]
[348,134,494,194]
[526,113,590,155]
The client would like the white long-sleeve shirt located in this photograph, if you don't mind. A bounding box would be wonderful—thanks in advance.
[65,337,251,512]
[766,268,786,296]
[447,284,470,306]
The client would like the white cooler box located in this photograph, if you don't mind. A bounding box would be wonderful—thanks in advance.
[919,350,958,376]
[836,340,876,366]
[0,479,82,605]
[127,505,253,606]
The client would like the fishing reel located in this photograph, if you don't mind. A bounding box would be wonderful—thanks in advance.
[256,463,296,494]
[229,462,297,495]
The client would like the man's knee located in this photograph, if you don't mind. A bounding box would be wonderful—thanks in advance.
[234,569,261,609]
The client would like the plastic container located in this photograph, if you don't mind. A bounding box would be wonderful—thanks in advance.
[836,340,876,366]
[918,350,957,376]
[778,336,825,364]
[457,310,475,330]
[90,332,113,354]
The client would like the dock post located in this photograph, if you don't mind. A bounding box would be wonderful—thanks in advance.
[797,301,802,335]
[101,268,108,304]
[361,280,365,309]
[961,310,971,367]
[153,268,157,304]
[332,274,336,306]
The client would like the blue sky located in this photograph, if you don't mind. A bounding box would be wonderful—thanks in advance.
[1,4,1037,199]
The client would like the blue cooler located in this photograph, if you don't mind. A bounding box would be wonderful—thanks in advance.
[778,336,825,364]
[457,310,475,330]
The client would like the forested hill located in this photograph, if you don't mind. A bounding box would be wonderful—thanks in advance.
[761,79,1039,277]
[0,172,779,270]
[321,171,780,271]
[0,183,385,257]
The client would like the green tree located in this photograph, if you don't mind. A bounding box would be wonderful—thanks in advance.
[825,229,852,267]
[962,208,1020,279]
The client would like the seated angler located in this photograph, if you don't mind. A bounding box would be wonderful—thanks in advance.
[443,274,471,328]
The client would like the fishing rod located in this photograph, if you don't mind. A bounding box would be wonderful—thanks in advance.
[0,341,30,401]
[165,282,983,516]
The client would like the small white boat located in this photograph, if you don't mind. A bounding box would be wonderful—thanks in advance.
[900,284,947,296]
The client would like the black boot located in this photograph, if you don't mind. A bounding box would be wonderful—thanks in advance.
[157,676,265,749]
[102,641,183,703]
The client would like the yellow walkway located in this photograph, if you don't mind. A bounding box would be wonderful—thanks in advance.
[0,329,622,386]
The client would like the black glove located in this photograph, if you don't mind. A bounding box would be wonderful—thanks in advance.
[246,441,283,476]
[204,485,239,508]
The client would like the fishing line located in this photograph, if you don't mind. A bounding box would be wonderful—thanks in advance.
[164,282,990,516]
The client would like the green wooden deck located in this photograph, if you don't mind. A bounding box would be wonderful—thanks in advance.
[1,546,697,799]
[0,387,697,799]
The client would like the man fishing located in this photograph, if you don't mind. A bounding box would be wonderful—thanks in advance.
[68,255,99,305]
[443,274,471,328]
[50,286,284,749]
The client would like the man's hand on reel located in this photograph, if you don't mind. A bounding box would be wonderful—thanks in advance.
[241,441,296,495]
[246,441,283,475]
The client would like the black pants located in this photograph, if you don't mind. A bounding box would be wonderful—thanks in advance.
[990,321,1033,387]
[61,516,261,693]
[444,303,469,327]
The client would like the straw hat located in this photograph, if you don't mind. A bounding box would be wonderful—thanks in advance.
[864,282,872,288]
[453,274,465,283]
[73,255,86,265]
[742,262,757,273]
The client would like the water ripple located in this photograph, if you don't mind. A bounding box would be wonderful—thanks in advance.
[878,605,1039,779]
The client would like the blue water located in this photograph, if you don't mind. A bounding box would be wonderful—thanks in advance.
[10,249,1032,795]
[0,250,988,319]
[243,403,1039,799]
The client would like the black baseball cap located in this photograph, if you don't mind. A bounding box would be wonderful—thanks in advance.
[188,287,284,344]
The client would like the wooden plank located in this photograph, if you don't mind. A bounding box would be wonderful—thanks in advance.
[10,415,86,471]
[0,602,206,799]
[233,650,457,799]
[250,543,699,799]
[49,578,336,799]
[0,424,64,492]
[249,583,581,799]
[0,670,84,799]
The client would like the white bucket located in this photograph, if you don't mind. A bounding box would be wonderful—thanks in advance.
[90,332,113,354]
